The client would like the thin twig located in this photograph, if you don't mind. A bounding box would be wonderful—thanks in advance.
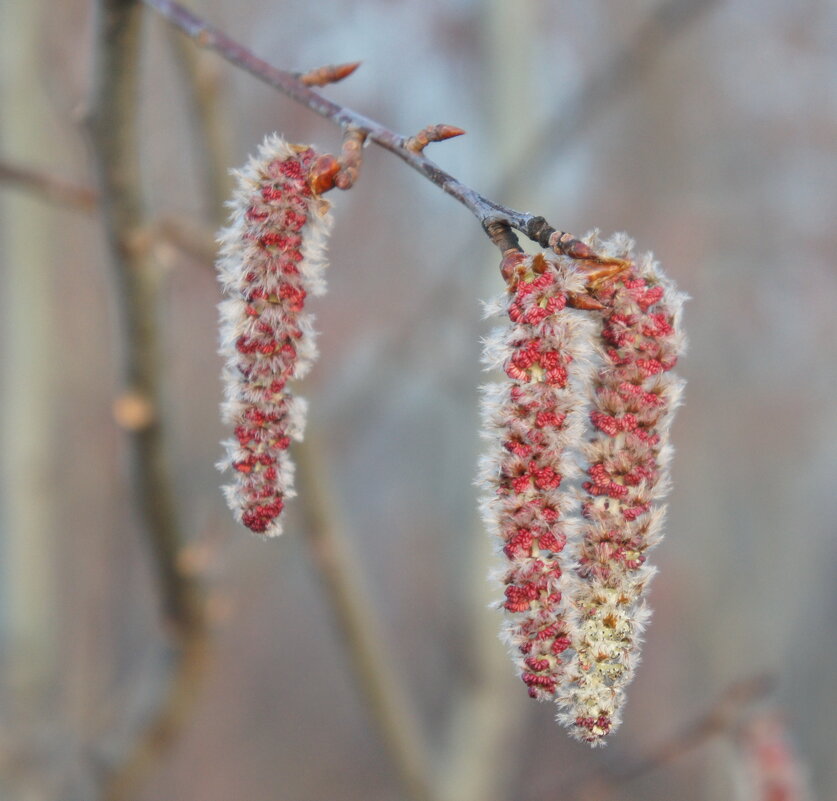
[0,159,97,211]
[85,1,208,798]
[140,0,567,252]
[295,434,437,801]
[0,160,220,271]
[164,27,231,223]
[312,0,721,428]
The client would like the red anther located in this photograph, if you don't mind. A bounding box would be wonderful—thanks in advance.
[538,530,566,553]
[283,209,308,231]
[531,465,561,491]
[622,503,650,521]
[503,438,532,458]
[503,528,534,559]
[637,285,664,311]
[534,410,565,428]
[259,231,288,248]
[246,206,270,222]
[642,312,674,337]
[636,358,664,376]
[261,185,285,202]
[278,158,305,180]
[236,336,258,354]
[544,360,567,382]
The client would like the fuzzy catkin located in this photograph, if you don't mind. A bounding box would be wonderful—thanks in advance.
[557,232,687,744]
[479,252,593,701]
[216,134,332,537]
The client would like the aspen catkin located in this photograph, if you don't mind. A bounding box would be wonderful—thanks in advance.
[557,232,687,744]
[216,134,332,537]
[478,252,593,701]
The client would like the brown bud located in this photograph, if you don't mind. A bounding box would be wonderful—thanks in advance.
[308,154,341,194]
[299,61,361,87]
[566,291,607,311]
[405,124,466,153]
[500,250,526,284]
[575,259,632,290]
[549,231,598,261]
[531,252,549,275]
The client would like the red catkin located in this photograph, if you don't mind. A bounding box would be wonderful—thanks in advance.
[479,252,594,701]
[216,135,332,537]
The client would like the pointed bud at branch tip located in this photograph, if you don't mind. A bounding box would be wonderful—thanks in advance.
[405,124,466,153]
[299,61,362,87]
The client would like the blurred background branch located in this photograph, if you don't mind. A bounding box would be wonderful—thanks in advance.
[85,1,208,798]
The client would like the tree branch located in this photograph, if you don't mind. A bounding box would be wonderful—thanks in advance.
[0,159,97,211]
[85,1,208,798]
[295,435,437,801]
[140,0,567,252]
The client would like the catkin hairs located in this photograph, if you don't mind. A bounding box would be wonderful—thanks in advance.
[480,235,686,746]
[216,134,332,537]
[559,233,686,744]
[478,252,594,701]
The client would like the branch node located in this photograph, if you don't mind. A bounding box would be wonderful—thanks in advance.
[484,220,521,257]
[112,391,156,432]
[299,61,362,87]
[335,128,366,190]
[405,124,466,153]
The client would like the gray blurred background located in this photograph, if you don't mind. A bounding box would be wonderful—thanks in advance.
[1,0,834,799]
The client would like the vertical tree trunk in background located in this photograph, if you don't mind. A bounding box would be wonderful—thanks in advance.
[438,7,539,801]
[0,2,57,799]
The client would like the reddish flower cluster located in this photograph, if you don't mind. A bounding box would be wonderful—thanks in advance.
[481,234,685,746]
[558,233,686,744]
[217,135,332,537]
[479,252,593,700]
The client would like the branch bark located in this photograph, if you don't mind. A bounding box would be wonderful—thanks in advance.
[140,0,568,252]
[295,436,437,801]
[0,159,97,211]
[85,1,208,798]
